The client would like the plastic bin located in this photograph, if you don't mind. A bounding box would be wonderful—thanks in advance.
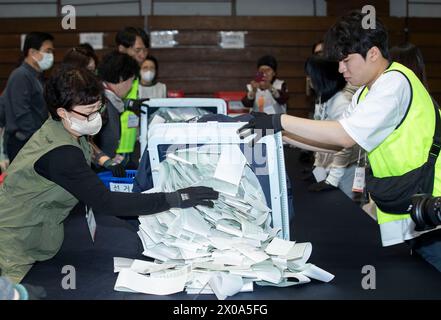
[98,170,137,192]
[167,90,185,98]
[213,91,248,115]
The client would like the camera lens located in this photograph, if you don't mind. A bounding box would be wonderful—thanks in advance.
[423,197,441,226]
[412,195,441,231]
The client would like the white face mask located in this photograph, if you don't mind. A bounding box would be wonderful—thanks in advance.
[141,70,155,83]
[67,113,102,136]
[33,52,54,71]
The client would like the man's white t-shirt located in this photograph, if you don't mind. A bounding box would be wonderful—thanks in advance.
[339,71,411,152]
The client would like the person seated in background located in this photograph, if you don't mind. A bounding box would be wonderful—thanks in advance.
[115,27,150,100]
[138,55,167,99]
[1,32,54,162]
[62,44,98,73]
[390,42,428,89]
[287,55,360,199]
[241,55,289,114]
[94,51,140,169]
[0,66,218,283]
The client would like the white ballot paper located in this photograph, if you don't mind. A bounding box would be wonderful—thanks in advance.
[114,267,188,295]
[214,145,247,187]
[114,257,134,273]
[208,272,244,300]
[114,146,334,299]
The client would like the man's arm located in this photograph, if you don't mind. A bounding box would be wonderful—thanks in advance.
[281,115,356,149]
[282,132,342,153]
[8,74,38,139]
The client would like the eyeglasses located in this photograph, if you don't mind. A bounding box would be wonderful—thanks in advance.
[71,104,105,122]
[132,47,148,54]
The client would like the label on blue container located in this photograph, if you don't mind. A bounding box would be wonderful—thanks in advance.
[110,183,133,193]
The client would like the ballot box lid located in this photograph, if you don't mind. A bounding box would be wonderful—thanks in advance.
[139,98,227,157]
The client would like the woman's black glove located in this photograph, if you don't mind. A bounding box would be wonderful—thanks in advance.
[103,159,126,178]
[165,186,219,209]
[308,180,338,192]
[237,111,283,146]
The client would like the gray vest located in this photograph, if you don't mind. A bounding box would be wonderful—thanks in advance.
[0,118,91,283]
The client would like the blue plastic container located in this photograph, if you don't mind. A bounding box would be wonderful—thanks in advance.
[97,170,137,191]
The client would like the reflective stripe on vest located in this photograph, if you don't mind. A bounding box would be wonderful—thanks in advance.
[358,62,441,246]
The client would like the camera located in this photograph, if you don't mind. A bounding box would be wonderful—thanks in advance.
[255,71,265,82]
[411,194,441,231]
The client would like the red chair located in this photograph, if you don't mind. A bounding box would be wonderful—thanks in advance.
[167,90,185,98]
[213,91,248,115]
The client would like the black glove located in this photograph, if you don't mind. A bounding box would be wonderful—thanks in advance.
[308,180,338,192]
[165,186,219,209]
[125,98,150,115]
[103,159,126,178]
[237,112,283,146]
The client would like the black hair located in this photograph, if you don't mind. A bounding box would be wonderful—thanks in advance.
[390,43,428,88]
[44,66,104,121]
[142,55,159,83]
[305,55,347,103]
[97,51,140,84]
[312,41,324,54]
[324,10,390,61]
[62,47,92,69]
[115,27,149,48]
[257,55,277,72]
[22,32,54,57]
[78,43,99,67]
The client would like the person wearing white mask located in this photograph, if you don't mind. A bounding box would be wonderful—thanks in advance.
[0,66,219,283]
[138,55,167,99]
[1,32,54,162]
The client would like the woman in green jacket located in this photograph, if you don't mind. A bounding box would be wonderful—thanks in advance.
[0,66,218,283]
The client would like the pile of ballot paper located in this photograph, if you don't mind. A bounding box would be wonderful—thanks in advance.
[148,107,211,126]
[114,145,334,299]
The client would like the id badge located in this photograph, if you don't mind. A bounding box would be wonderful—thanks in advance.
[85,206,97,242]
[352,166,365,193]
[127,114,139,128]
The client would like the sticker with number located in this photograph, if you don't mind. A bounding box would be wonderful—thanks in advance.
[127,114,139,128]
[110,183,133,193]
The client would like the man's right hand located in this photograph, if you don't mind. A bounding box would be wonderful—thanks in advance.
[237,111,283,146]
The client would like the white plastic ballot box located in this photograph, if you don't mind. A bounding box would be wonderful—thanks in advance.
[147,122,290,240]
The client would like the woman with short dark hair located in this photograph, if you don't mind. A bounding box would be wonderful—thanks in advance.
[390,43,428,89]
[138,55,167,99]
[62,45,98,72]
[0,66,218,283]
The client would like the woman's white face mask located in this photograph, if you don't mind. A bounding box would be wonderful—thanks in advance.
[66,112,102,136]
[141,70,155,83]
